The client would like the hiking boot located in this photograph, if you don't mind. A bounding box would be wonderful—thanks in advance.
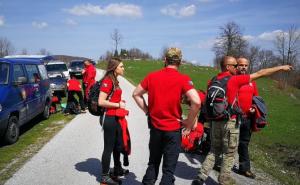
[239,170,256,179]
[100,174,119,185]
[112,167,129,176]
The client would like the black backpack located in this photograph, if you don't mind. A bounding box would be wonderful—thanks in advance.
[205,76,237,120]
[87,80,114,118]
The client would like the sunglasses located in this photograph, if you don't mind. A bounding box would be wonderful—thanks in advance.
[227,64,238,68]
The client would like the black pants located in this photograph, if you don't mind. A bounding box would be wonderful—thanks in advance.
[67,90,85,110]
[101,116,122,174]
[142,127,181,185]
[238,117,252,172]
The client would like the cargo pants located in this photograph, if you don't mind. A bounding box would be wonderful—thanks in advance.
[197,118,239,185]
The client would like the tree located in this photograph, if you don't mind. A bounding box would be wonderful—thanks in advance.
[274,25,300,88]
[212,21,248,67]
[21,48,28,55]
[246,46,260,73]
[0,37,15,57]
[38,48,51,55]
[111,29,122,57]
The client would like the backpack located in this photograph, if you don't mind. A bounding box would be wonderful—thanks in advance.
[87,79,114,118]
[205,76,239,120]
[181,123,204,152]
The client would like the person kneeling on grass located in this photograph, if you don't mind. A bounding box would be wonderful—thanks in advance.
[65,74,86,115]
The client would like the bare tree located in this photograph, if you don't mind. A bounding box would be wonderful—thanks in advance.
[257,49,276,69]
[38,48,51,55]
[246,46,260,73]
[21,48,28,55]
[0,37,15,57]
[160,46,168,60]
[111,29,122,57]
[212,21,249,67]
[274,25,300,88]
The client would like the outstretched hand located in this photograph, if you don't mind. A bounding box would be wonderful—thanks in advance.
[282,65,293,71]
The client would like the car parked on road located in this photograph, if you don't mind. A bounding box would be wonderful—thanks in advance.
[68,60,84,78]
[48,71,67,97]
[45,61,69,79]
[0,57,52,144]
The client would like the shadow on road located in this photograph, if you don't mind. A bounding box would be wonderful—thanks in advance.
[121,171,141,185]
[75,158,141,184]
[75,158,102,182]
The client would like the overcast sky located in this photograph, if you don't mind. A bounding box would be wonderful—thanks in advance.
[0,0,299,66]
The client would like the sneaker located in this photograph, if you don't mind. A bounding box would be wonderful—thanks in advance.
[239,170,256,179]
[101,174,119,185]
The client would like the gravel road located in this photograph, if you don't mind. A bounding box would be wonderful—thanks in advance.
[5,69,281,185]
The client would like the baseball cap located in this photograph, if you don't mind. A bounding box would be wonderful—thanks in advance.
[165,47,182,61]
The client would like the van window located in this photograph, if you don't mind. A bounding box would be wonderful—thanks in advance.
[45,64,67,72]
[0,62,10,85]
[38,65,48,80]
[25,64,40,83]
[13,64,26,82]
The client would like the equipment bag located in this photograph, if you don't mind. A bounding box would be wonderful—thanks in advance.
[205,76,232,120]
[87,79,114,117]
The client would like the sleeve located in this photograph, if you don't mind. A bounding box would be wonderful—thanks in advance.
[140,75,150,91]
[100,78,113,94]
[253,81,259,96]
[182,75,194,93]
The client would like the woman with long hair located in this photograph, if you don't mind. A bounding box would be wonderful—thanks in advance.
[98,58,128,185]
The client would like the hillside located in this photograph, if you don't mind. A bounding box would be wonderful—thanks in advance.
[97,60,300,185]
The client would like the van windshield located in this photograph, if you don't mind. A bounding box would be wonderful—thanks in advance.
[46,64,67,72]
[0,62,9,85]
[70,61,84,68]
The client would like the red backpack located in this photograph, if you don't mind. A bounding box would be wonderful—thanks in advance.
[181,123,204,152]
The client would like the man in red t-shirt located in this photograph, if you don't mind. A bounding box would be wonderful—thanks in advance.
[236,57,258,179]
[193,56,292,185]
[82,59,96,105]
[133,48,201,185]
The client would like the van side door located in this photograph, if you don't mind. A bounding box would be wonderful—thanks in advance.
[11,64,27,125]
[24,64,43,118]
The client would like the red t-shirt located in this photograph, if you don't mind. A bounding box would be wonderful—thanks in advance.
[211,71,250,105]
[99,77,122,116]
[67,79,81,91]
[238,81,258,115]
[140,67,194,131]
[83,64,96,86]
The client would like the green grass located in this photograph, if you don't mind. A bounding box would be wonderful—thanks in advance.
[0,111,75,185]
[99,59,300,185]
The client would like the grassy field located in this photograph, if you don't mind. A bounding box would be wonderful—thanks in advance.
[98,60,300,185]
[0,103,75,185]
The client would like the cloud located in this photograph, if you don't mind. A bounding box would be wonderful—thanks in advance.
[32,21,48,29]
[65,3,142,18]
[0,16,4,26]
[243,35,255,41]
[65,19,78,26]
[161,4,196,18]
[258,30,284,41]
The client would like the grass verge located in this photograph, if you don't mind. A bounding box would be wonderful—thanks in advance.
[0,113,75,185]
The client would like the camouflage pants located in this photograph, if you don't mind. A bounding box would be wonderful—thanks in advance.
[197,118,239,185]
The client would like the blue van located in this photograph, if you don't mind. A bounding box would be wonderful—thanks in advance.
[0,57,52,144]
